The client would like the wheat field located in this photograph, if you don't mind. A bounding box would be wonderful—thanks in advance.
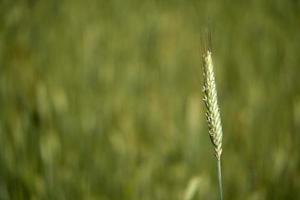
[0,0,300,199]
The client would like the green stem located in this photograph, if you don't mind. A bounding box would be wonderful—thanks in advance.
[217,158,223,200]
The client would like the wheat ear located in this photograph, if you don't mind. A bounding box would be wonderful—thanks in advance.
[202,50,224,200]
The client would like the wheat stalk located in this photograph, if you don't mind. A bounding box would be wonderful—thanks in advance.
[202,50,224,200]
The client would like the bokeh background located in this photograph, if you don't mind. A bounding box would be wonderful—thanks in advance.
[1,0,300,199]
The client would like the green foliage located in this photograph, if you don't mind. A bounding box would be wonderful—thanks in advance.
[1,0,300,199]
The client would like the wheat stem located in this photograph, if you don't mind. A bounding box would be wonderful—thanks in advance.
[202,50,224,200]
[217,158,223,200]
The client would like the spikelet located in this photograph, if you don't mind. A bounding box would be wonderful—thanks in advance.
[202,50,223,161]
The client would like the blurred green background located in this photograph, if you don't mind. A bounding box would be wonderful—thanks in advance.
[1,0,300,199]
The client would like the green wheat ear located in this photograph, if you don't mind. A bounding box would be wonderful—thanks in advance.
[202,50,224,200]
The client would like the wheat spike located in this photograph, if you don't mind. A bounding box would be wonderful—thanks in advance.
[202,50,223,160]
[202,50,224,200]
